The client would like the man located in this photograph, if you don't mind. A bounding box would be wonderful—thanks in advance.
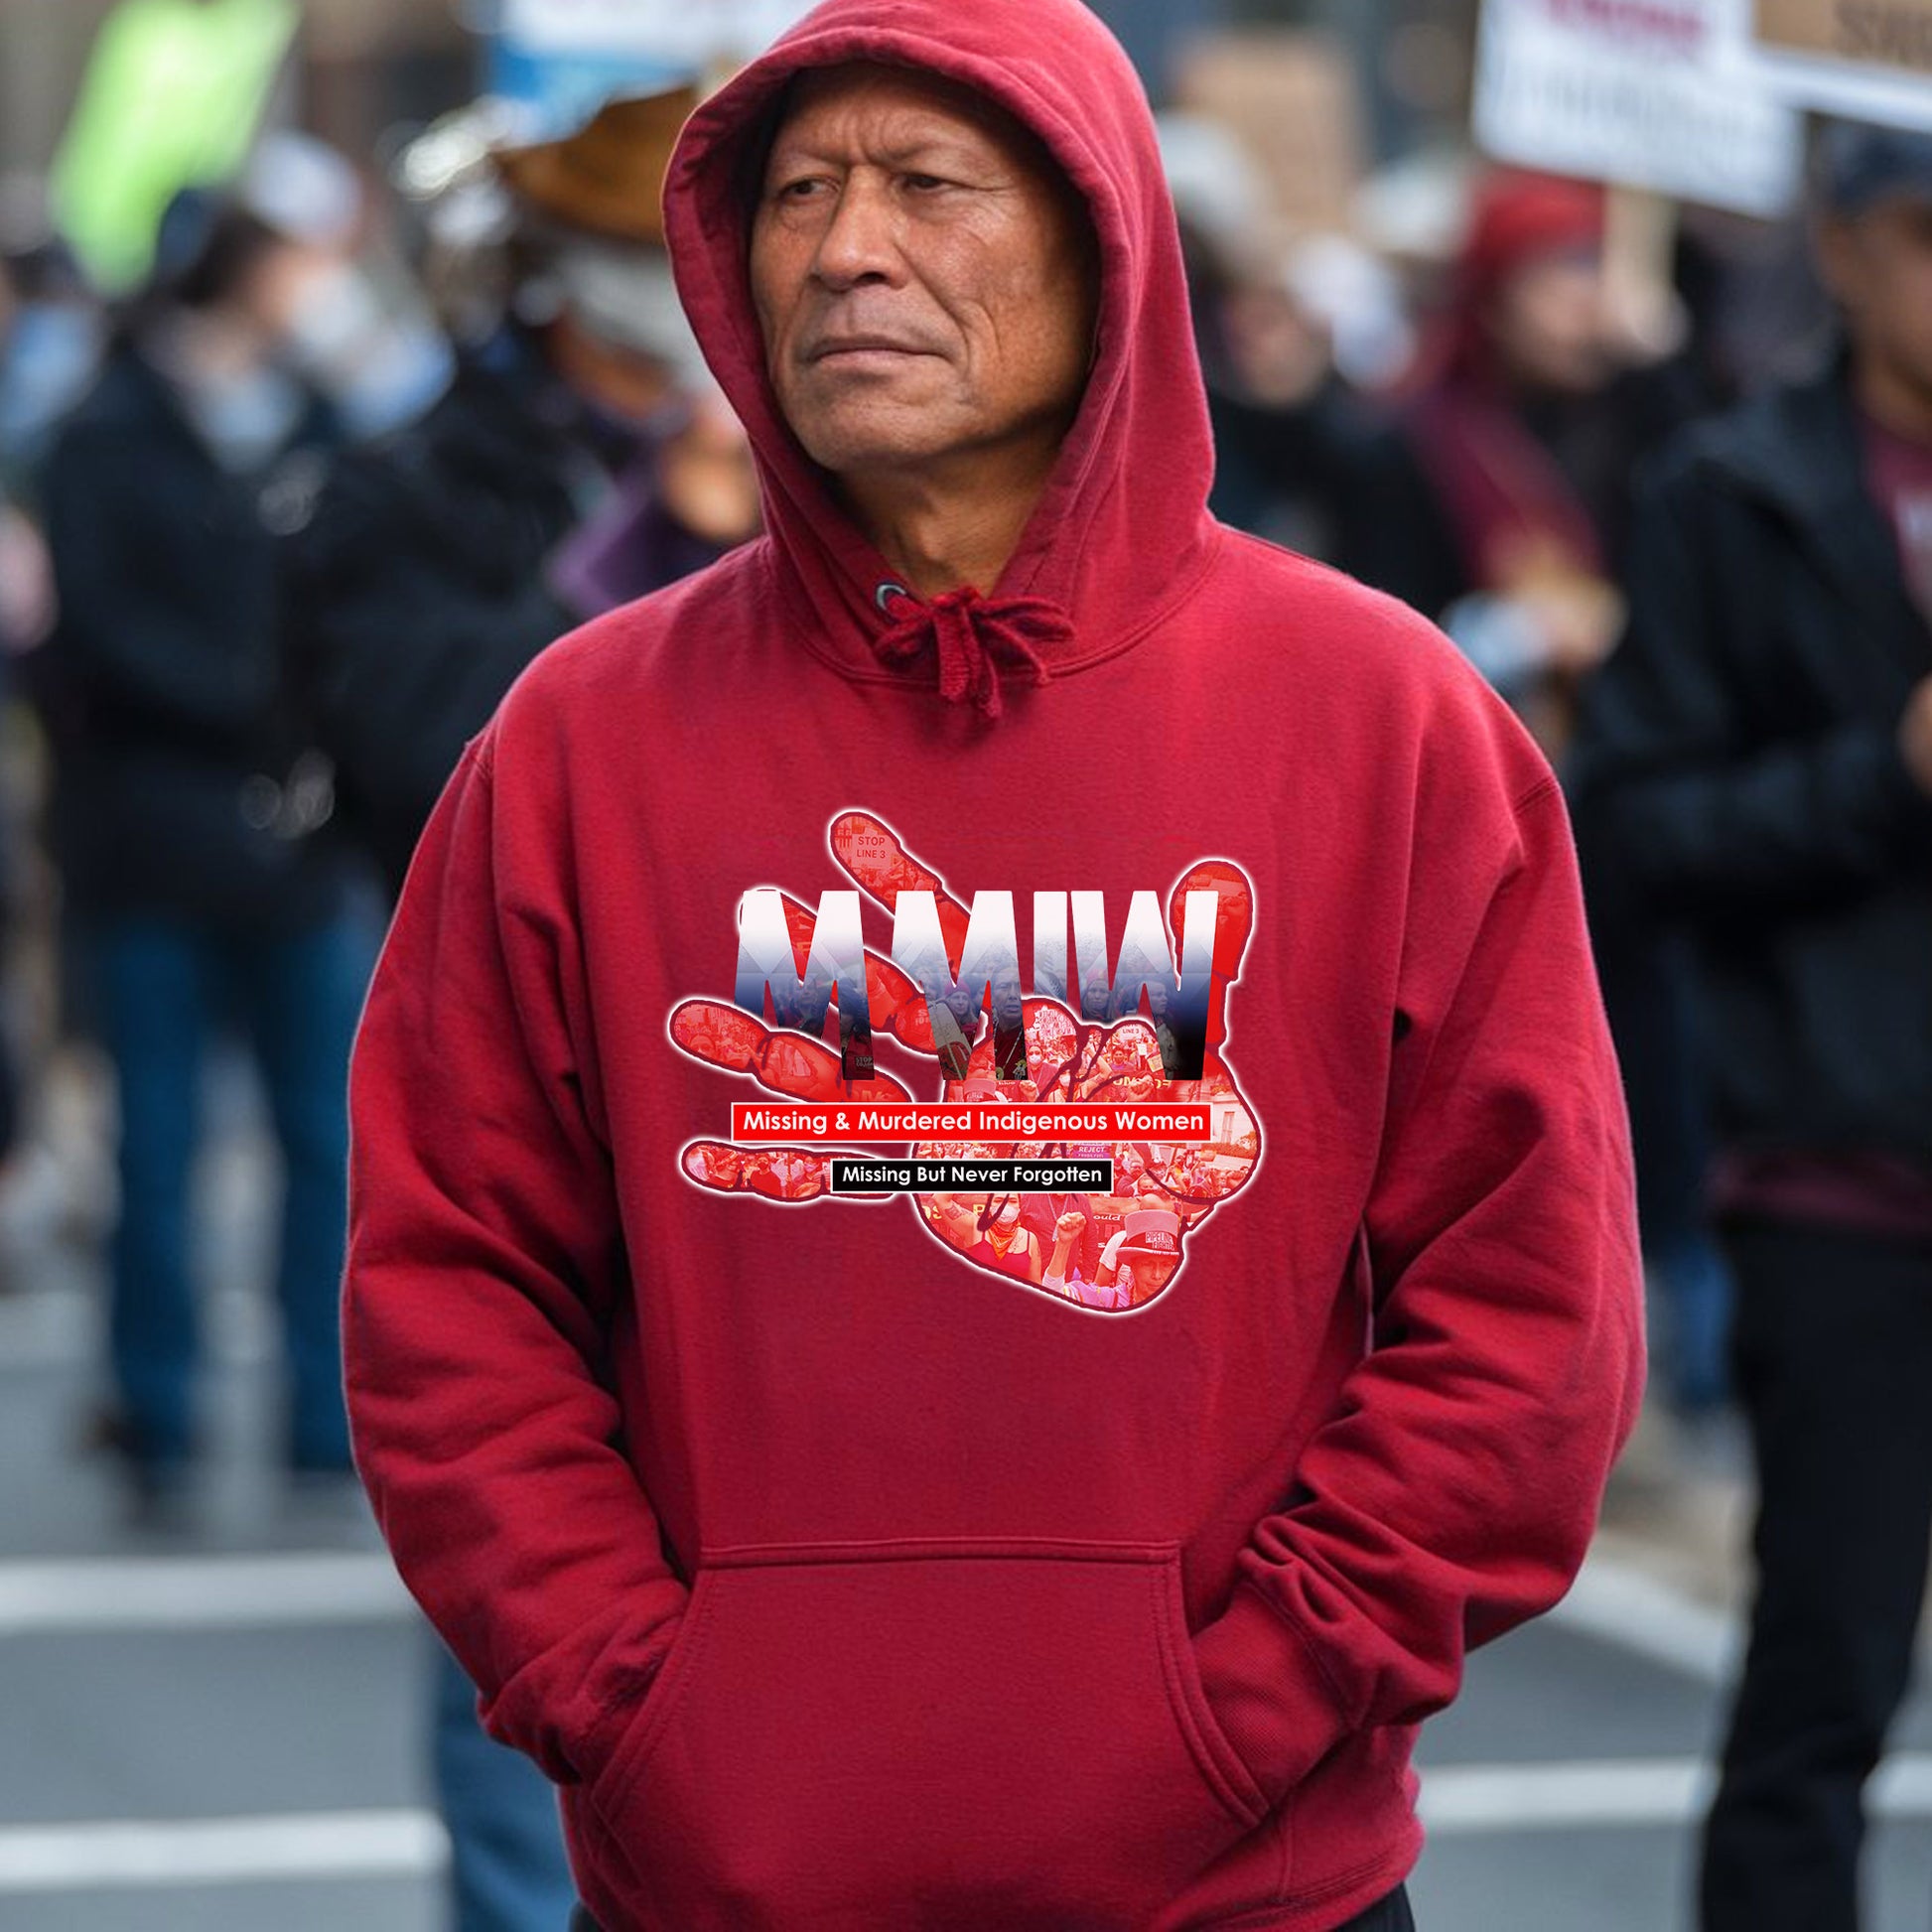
[41,161,385,1524]
[343,4,1645,1929]
[1572,121,1932,1932]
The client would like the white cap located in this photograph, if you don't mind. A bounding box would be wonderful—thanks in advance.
[1155,111,1274,263]
[553,239,707,386]
[239,131,363,250]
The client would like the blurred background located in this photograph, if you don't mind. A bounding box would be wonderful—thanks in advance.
[0,1,1928,1929]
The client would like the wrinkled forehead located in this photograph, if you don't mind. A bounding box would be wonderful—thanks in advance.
[757,59,1082,206]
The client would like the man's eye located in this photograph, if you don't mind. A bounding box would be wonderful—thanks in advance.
[773,177,826,203]
[902,174,952,193]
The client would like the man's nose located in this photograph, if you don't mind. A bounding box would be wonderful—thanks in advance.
[810,173,903,290]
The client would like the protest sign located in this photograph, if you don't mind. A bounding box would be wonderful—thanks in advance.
[493,0,814,132]
[1752,0,1932,130]
[50,0,298,292]
[1475,0,1804,214]
[501,0,814,65]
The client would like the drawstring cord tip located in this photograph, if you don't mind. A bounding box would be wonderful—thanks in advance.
[871,584,1073,720]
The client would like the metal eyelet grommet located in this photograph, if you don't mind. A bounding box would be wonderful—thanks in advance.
[875,580,912,613]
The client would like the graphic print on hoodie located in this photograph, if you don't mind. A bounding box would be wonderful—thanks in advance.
[671,808,1262,1311]
[340,0,1646,1927]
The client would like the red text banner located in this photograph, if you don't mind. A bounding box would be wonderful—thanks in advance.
[730,1102,1214,1144]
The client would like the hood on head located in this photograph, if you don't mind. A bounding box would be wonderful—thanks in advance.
[1457,170,1604,307]
[659,0,1218,712]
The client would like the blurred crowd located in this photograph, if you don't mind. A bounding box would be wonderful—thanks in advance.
[0,82,766,1489]
[0,3,1929,1930]
[0,27,1845,1440]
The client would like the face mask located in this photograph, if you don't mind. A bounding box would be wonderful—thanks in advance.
[281,262,380,365]
[176,361,306,473]
[553,241,708,386]
[280,262,453,438]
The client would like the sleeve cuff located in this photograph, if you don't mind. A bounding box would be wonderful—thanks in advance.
[1190,1577,1355,1810]
[481,1593,689,1788]
[565,1671,652,1790]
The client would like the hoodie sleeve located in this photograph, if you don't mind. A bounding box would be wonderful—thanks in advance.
[343,726,689,1787]
[1190,770,1646,1810]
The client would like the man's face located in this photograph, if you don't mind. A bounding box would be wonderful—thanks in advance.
[749,62,1100,482]
[1820,195,1932,402]
[1485,246,1610,396]
[1133,1251,1179,1297]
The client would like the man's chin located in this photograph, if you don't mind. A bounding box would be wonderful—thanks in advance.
[802,416,971,478]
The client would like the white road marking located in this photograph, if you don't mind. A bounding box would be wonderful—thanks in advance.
[0,1553,412,1634]
[0,1284,270,1370]
[0,1279,1788,1681]
[1545,1548,1741,1684]
[0,1547,1748,1661]
[6,1755,1932,1889]
[1419,1754,1932,1834]
[1421,1757,1714,1832]
[0,1812,448,1891]
[0,1546,1744,1655]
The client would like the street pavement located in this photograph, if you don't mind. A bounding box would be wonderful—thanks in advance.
[4,1044,1932,1932]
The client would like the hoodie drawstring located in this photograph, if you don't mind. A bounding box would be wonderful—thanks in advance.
[872,585,1073,720]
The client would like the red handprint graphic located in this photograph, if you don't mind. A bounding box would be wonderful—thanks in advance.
[668,813,1262,1314]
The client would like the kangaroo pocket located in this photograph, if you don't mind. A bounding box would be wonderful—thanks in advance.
[587,1536,1273,1931]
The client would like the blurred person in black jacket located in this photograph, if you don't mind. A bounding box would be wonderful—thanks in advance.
[37,152,386,1525]
[283,86,759,900]
[1571,122,1932,1932]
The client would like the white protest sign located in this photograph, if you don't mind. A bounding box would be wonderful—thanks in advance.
[502,0,816,64]
[1474,0,1805,215]
[1751,0,1932,132]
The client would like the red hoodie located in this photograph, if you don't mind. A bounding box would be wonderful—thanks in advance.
[342,3,1647,1927]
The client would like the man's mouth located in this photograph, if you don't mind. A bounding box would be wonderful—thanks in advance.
[809,336,929,362]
